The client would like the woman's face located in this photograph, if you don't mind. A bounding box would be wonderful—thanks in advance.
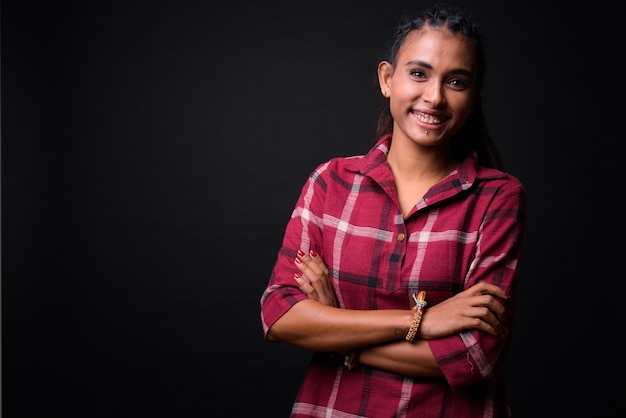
[379,26,477,148]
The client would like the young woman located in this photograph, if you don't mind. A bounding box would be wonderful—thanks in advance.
[260,3,526,417]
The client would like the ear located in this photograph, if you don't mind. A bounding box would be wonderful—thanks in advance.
[377,61,393,97]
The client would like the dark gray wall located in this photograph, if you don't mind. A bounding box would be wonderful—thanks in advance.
[3,0,623,416]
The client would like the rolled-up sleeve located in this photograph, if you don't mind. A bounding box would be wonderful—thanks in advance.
[428,180,526,389]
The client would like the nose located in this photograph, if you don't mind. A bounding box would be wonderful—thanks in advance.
[421,80,445,107]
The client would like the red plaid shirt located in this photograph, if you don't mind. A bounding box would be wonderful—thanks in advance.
[260,135,526,417]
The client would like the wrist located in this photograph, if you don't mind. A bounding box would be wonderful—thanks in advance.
[405,291,427,343]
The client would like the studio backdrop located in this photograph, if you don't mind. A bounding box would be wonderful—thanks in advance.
[2,0,623,416]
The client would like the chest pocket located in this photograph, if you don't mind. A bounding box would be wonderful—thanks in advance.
[402,234,467,296]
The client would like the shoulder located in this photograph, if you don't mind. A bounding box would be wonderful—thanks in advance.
[309,155,366,179]
[457,155,525,199]
[468,166,526,210]
[476,167,525,192]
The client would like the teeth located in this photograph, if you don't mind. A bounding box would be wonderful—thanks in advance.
[416,113,441,124]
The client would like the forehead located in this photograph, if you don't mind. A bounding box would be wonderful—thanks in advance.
[397,27,476,71]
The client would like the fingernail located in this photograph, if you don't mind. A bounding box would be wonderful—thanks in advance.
[294,273,302,280]
[310,249,318,257]
[297,250,306,257]
[295,257,302,264]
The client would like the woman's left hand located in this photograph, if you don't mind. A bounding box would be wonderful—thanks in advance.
[294,249,338,308]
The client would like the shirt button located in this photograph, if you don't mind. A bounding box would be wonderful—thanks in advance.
[397,233,405,242]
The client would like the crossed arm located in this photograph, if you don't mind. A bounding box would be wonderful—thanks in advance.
[266,250,510,377]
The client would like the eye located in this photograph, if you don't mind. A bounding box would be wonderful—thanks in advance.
[409,69,427,79]
[448,78,469,90]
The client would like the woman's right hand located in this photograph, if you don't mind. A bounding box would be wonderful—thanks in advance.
[294,249,338,308]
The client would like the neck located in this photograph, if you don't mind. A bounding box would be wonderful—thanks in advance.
[386,142,453,182]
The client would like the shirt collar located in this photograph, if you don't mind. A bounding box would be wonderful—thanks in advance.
[344,134,506,185]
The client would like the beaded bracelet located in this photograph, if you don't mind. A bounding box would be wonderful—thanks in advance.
[405,291,427,343]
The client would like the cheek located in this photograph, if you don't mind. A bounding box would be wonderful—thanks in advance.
[388,98,403,120]
[388,84,419,116]
[449,96,474,121]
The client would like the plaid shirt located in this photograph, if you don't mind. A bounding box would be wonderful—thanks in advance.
[260,135,526,417]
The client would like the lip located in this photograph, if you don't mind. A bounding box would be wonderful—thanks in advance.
[412,110,448,129]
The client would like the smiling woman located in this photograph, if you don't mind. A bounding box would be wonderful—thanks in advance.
[3,0,620,416]
[259,3,526,417]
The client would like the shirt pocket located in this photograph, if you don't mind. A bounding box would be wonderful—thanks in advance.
[404,239,470,303]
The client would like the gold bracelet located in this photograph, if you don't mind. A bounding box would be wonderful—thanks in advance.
[405,291,427,343]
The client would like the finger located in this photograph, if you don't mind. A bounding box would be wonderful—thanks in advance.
[295,251,320,275]
[459,283,509,304]
[295,249,338,307]
[295,256,330,289]
[294,273,316,297]
[295,257,324,284]
[294,262,328,294]
[473,294,507,323]
[466,306,506,335]
[296,250,328,278]
[296,273,336,306]
[466,317,500,336]
[473,282,509,299]
[302,269,337,307]
[308,249,329,271]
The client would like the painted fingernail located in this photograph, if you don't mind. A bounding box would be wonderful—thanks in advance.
[297,250,306,257]
[294,273,302,280]
[295,257,302,264]
[310,249,318,257]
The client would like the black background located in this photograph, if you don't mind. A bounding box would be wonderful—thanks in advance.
[3,0,624,417]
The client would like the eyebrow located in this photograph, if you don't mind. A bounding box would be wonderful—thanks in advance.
[404,60,474,78]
